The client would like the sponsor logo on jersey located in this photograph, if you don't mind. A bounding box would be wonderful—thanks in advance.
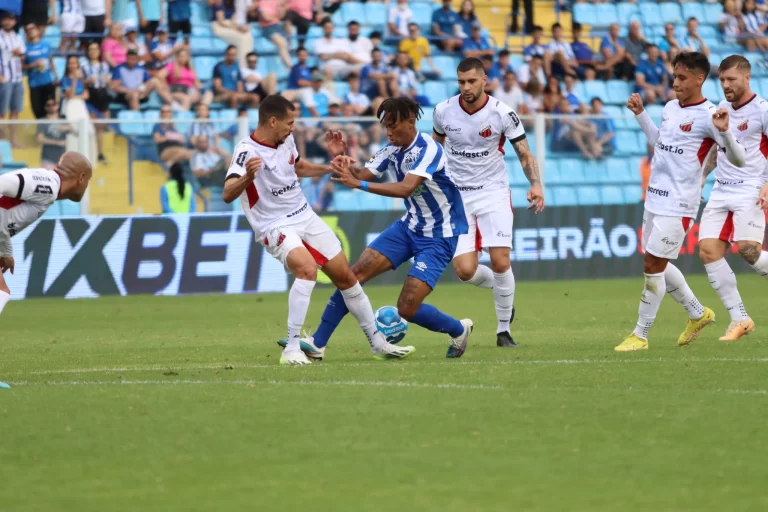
[655,141,684,155]
[716,179,744,185]
[680,121,693,132]
[445,126,462,133]
[288,154,295,165]
[286,202,308,218]
[457,185,484,191]
[32,175,51,182]
[496,230,511,238]
[402,146,423,172]
[7,223,16,236]
[478,125,492,138]
[660,237,679,246]
[450,148,490,158]
[271,181,299,196]
[411,184,426,196]
[738,121,748,131]
[647,186,670,198]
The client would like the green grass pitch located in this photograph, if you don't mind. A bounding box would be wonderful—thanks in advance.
[2,275,768,511]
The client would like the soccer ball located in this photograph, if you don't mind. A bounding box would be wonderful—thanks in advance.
[374,306,408,344]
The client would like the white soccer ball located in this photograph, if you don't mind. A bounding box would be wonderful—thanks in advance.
[374,306,408,344]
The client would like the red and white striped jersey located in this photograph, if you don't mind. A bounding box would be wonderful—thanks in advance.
[0,168,61,256]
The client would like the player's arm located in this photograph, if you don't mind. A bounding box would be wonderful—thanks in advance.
[222,149,259,204]
[626,93,659,145]
[701,147,718,188]
[332,163,425,198]
[512,137,545,214]
[711,108,746,167]
[296,130,351,177]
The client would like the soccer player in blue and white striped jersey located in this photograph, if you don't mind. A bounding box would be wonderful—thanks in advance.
[283,97,475,360]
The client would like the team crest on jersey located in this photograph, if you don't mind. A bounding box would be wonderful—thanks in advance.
[679,121,693,132]
[288,153,295,165]
[738,121,748,131]
[402,146,423,171]
[478,125,492,138]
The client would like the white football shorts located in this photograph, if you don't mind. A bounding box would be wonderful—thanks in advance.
[261,213,342,267]
[641,210,694,260]
[60,13,86,35]
[455,188,514,257]
[699,194,767,244]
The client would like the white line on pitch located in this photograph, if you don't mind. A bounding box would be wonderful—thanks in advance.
[16,356,768,376]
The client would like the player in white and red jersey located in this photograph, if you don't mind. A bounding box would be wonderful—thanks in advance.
[616,52,747,352]
[0,152,92,317]
[432,57,544,348]
[222,94,414,365]
[698,55,768,341]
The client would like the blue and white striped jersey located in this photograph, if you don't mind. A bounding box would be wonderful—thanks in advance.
[60,0,83,15]
[0,29,25,83]
[365,132,468,238]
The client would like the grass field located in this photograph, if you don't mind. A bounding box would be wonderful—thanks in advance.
[2,275,768,511]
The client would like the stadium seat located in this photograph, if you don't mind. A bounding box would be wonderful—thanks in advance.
[600,186,625,205]
[362,195,392,211]
[195,57,217,81]
[424,81,448,100]
[576,186,601,206]
[118,111,146,136]
[334,189,364,211]
[603,105,630,129]
[247,108,259,128]
[253,37,275,54]
[623,185,643,204]
[696,25,717,38]
[702,3,723,25]
[759,78,768,98]
[365,2,387,27]
[605,80,630,105]
[659,2,683,24]
[572,4,596,25]
[640,4,663,26]
[595,4,619,25]
[416,118,433,133]
[0,140,14,164]
[340,2,366,24]
[552,186,578,206]
[583,80,608,101]
[510,187,528,208]
[173,111,194,133]
[617,3,640,21]
[421,106,435,120]
[702,79,722,103]
[214,109,237,132]
[432,55,457,78]
[645,104,664,122]
[558,158,585,183]
[682,3,705,22]
[615,130,641,156]
[191,25,212,37]
[411,3,436,23]
[508,160,528,185]
[600,158,632,183]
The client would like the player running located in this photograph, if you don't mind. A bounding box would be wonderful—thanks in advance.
[0,152,93,319]
[432,57,544,348]
[223,94,415,365]
[616,52,746,352]
[698,55,768,341]
[281,97,474,359]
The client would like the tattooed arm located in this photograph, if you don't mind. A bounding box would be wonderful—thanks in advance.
[701,147,718,188]
[512,137,545,213]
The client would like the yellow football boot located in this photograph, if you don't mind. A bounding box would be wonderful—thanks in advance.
[719,318,755,341]
[678,307,715,346]
[615,334,649,352]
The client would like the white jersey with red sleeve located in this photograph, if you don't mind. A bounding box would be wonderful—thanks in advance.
[0,168,61,256]
[226,133,312,238]
[712,95,768,200]
[645,99,729,218]
[432,94,525,193]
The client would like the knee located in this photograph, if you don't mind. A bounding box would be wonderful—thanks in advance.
[643,254,666,274]
[293,264,317,281]
[454,261,477,282]
[699,245,720,265]
[396,301,418,320]
[335,269,358,290]
[489,252,511,273]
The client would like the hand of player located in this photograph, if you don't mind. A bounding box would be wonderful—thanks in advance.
[757,183,768,211]
[244,156,262,179]
[527,183,545,214]
[330,159,361,189]
[330,154,356,174]
[326,130,348,157]
[712,108,730,132]
[626,93,644,115]
[0,256,14,274]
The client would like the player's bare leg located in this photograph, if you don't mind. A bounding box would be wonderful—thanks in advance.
[320,251,415,360]
[282,247,319,365]
[700,238,754,341]
[0,260,12,317]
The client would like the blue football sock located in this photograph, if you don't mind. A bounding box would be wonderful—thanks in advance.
[312,289,349,348]
[410,304,464,337]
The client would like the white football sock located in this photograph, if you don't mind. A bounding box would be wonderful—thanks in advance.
[463,265,494,288]
[287,278,316,351]
[633,272,665,340]
[750,251,768,278]
[0,290,9,316]
[664,263,705,320]
[340,282,386,349]
[492,269,515,334]
[705,259,748,321]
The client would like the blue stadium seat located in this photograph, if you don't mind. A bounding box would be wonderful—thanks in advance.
[510,187,528,207]
[219,138,234,155]
[0,140,14,164]
[659,2,683,24]
[595,4,619,25]
[421,106,435,120]
[118,111,145,136]
[645,104,664,122]
[424,81,448,99]
[759,78,768,98]
[173,111,194,133]
[600,186,625,204]
[508,160,528,185]
[195,57,217,81]
[682,3,705,22]
[510,55,524,69]
[702,79,722,103]
[432,55,457,78]
[362,195,392,211]
[265,56,288,80]
[334,190,364,211]
[552,186,578,206]
[191,25,212,37]
[616,130,641,155]
[253,37,275,54]
[702,3,723,25]
[191,2,209,24]
[214,109,237,132]
[623,185,643,204]
[334,82,350,99]
[307,25,324,39]
[617,2,639,21]
[603,105,630,129]
[583,80,608,101]
[411,3,436,23]
[744,52,763,68]
[416,118,433,133]
[340,1,366,24]
[605,80,630,105]
[558,158,585,183]
[601,158,632,183]
[572,4,597,25]
[640,4,663,26]
[53,57,66,80]
[576,186,601,206]
[696,25,717,38]
[543,160,562,184]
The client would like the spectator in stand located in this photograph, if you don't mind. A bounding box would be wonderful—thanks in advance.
[102,22,128,68]
[37,99,73,170]
[720,0,742,46]
[516,53,546,89]
[315,18,357,79]
[542,76,562,113]
[622,21,647,79]
[23,22,56,120]
[562,73,586,113]
[210,0,253,68]
[160,163,196,213]
[369,30,393,64]
[0,12,25,148]
[360,47,395,99]
[124,22,150,65]
[284,47,312,101]
[60,55,89,110]
[388,0,412,38]
[81,0,110,47]
[681,17,711,56]
[480,55,499,93]
[457,0,477,38]
[588,97,615,157]
[111,49,177,111]
[657,23,680,62]
[391,51,428,104]
[635,44,671,105]
[167,0,192,44]
[304,174,334,212]
[21,0,52,34]
[300,70,338,117]
[220,106,249,140]
[58,0,85,52]
[486,49,513,93]
[135,0,161,44]
[521,78,543,114]
[400,23,440,80]
[343,73,372,115]
[462,21,494,59]
[257,0,292,68]
[212,45,254,108]
[150,25,181,66]
[191,136,228,191]
[495,71,524,111]
[551,96,599,160]
[548,22,578,78]
[82,41,111,162]
[153,106,196,165]
[571,22,597,80]
[346,20,373,68]
[284,0,315,49]
[241,52,277,107]
[162,48,211,110]
[432,0,463,52]
[600,23,627,80]
[523,25,548,61]
[741,0,768,51]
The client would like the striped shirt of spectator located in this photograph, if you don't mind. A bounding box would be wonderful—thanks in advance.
[82,59,111,88]
[0,28,25,83]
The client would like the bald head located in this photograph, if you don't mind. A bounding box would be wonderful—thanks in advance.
[57,151,93,202]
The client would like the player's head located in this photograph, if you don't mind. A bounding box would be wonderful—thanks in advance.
[719,55,752,104]
[257,94,296,145]
[671,52,710,103]
[376,96,422,148]
[56,152,93,202]
[457,58,487,105]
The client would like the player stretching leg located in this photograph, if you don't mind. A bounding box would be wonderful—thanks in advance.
[224,95,414,365]
[616,52,746,352]
[433,58,544,348]
[284,97,473,359]
[698,55,768,341]
[0,152,92,388]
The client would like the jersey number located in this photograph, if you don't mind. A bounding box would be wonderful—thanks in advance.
[236,151,248,166]
[34,185,53,195]
[508,112,520,129]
